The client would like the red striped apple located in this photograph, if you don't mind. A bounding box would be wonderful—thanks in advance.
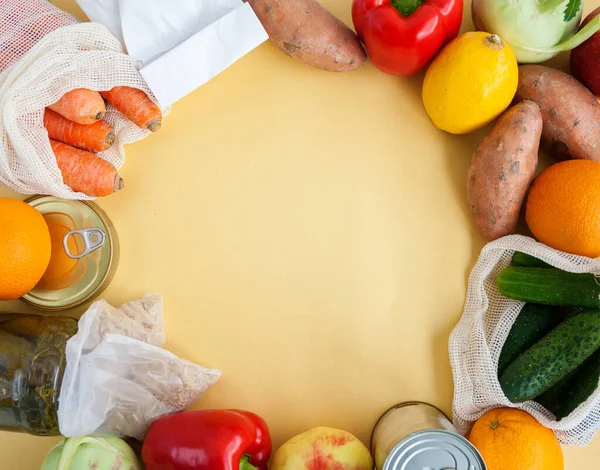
[271,426,373,470]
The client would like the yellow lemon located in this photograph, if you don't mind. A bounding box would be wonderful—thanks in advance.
[422,32,518,134]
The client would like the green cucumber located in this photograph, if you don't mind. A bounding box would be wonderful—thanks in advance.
[511,252,553,269]
[535,367,582,416]
[498,304,568,376]
[499,310,600,402]
[497,267,600,308]
[556,349,600,419]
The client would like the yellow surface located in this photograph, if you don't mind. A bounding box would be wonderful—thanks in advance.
[0,0,598,468]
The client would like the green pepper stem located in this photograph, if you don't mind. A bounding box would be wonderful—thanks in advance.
[516,14,600,53]
[391,0,424,16]
[240,455,258,470]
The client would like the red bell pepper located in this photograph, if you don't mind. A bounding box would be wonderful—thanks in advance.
[142,409,272,470]
[352,0,463,76]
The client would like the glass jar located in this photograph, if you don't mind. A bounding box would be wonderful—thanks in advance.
[0,313,77,435]
[371,402,486,470]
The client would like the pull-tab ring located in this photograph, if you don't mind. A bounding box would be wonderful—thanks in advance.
[63,228,106,259]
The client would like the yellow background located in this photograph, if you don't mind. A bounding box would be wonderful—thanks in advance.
[0,0,598,468]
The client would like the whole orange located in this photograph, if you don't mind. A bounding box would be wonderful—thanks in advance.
[469,408,563,470]
[526,160,600,257]
[0,198,51,300]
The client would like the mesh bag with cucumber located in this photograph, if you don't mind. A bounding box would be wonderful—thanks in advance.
[0,0,162,199]
[449,235,600,445]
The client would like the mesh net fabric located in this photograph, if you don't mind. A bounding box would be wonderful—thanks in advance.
[449,234,600,446]
[0,0,162,199]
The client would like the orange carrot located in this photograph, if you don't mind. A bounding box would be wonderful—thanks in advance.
[48,88,106,125]
[0,50,18,73]
[50,140,123,197]
[100,86,162,132]
[44,109,115,153]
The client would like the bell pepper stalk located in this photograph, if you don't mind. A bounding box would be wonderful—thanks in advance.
[352,0,463,76]
[141,409,272,470]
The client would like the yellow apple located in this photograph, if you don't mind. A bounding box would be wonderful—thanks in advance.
[271,426,373,470]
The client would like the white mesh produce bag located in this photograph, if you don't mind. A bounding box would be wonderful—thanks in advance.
[0,0,163,199]
[449,235,600,446]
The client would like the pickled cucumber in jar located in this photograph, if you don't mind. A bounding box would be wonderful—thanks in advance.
[0,314,77,435]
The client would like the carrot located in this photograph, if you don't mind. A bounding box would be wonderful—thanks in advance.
[50,140,123,197]
[44,109,115,153]
[48,88,106,125]
[0,50,18,73]
[100,86,162,132]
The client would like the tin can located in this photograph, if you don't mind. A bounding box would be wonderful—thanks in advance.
[371,402,486,470]
[20,196,119,311]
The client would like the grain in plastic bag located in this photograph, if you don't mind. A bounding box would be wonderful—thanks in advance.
[0,0,163,199]
[58,294,221,440]
[449,235,600,446]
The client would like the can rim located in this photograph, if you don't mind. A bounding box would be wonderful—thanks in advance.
[383,429,487,470]
[19,195,118,312]
[370,401,451,453]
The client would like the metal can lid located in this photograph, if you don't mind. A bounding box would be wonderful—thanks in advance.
[383,429,486,470]
[21,196,119,311]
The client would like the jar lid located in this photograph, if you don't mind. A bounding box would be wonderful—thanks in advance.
[383,429,486,470]
[21,196,119,311]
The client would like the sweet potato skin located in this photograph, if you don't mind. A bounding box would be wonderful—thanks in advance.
[467,101,542,240]
[514,65,600,161]
[247,0,366,72]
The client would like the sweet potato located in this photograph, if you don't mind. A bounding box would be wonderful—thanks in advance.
[467,101,542,240]
[246,0,366,72]
[514,65,600,161]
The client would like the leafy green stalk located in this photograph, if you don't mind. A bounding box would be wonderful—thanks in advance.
[564,0,582,21]
[515,13,600,52]
[537,0,580,19]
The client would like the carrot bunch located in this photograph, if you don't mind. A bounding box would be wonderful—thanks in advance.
[46,86,162,197]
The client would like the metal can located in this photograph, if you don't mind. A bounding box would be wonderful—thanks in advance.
[371,402,486,470]
[20,196,119,312]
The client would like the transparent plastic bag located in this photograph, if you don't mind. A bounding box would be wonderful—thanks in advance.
[0,0,163,198]
[449,235,600,446]
[58,294,221,440]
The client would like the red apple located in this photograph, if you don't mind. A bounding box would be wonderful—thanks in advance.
[571,7,600,97]
[271,427,373,470]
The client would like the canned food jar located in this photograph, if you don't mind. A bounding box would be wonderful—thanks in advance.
[0,313,77,435]
[21,196,120,312]
[371,402,486,470]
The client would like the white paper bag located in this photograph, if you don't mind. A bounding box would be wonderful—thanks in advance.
[77,0,269,106]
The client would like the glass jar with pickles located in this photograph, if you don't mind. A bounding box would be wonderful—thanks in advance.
[0,314,77,435]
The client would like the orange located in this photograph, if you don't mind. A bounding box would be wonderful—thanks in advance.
[526,160,600,257]
[0,198,51,300]
[36,214,80,290]
[469,408,563,470]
